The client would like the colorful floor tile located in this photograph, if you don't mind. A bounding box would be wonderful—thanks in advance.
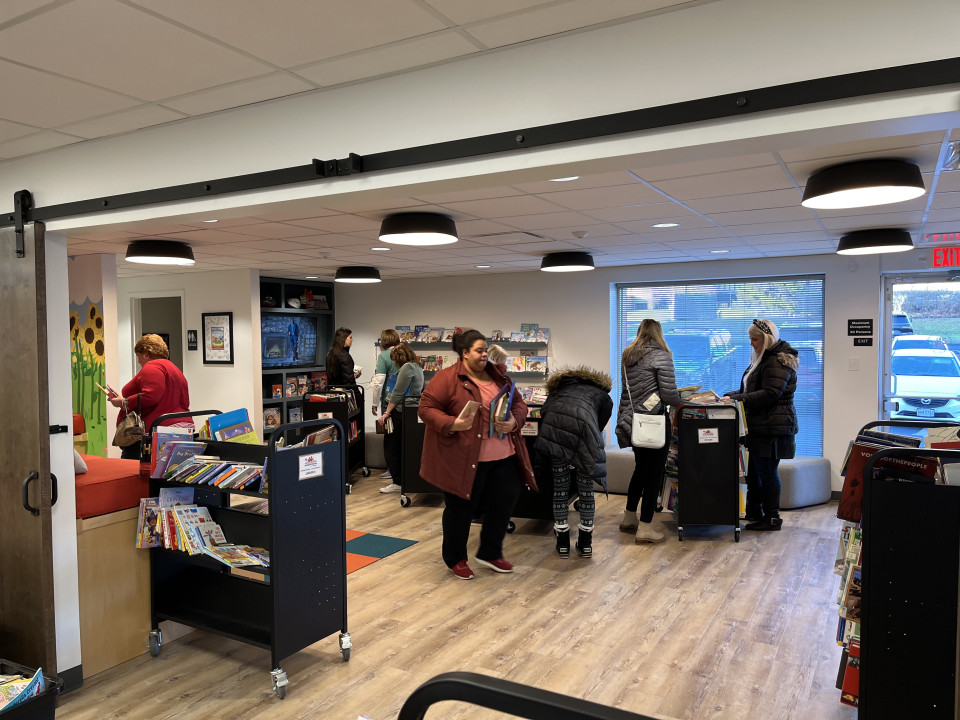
[345,531,417,574]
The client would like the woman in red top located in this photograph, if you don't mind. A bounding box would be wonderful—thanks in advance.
[418,329,536,580]
[110,334,191,459]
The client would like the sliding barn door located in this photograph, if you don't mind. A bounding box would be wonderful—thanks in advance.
[0,223,57,672]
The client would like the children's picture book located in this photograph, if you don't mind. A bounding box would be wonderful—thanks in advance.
[509,332,524,341]
[272,384,283,398]
[456,401,480,424]
[297,375,309,395]
[159,486,195,507]
[413,324,429,338]
[203,544,261,568]
[288,405,302,424]
[535,327,550,342]
[489,379,515,439]
[263,407,281,430]
[525,356,547,373]
[395,326,416,341]
[95,381,119,399]
[153,440,207,479]
[490,330,503,341]
[310,371,328,392]
[418,326,444,342]
[136,497,162,548]
[507,356,526,372]
[520,323,539,340]
[838,439,939,522]
[285,378,297,397]
[441,328,455,342]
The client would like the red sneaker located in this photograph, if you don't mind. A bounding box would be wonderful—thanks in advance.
[475,557,513,573]
[451,560,474,580]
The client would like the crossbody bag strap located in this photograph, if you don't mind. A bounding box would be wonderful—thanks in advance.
[622,364,636,412]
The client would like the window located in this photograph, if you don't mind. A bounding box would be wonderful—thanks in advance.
[614,276,824,456]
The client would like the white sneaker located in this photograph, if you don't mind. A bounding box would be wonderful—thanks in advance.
[380,484,401,494]
[379,470,392,480]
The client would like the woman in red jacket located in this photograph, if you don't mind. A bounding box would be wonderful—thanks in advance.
[418,329,536,580]
[110,334,191,459]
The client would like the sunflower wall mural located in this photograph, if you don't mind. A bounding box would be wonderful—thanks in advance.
[71,299,107,455]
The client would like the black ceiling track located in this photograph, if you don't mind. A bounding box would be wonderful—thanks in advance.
[3,56,959,230]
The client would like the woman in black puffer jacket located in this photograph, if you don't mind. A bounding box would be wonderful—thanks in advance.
[725,318,799,531]
[535,366,613,559]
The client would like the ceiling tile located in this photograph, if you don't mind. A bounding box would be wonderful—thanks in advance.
[286,215,381,233]
[583,202,694,223]
[935,171,960,193]
[57,105,187,139]
[0,130,82,159]
[412,186,523,205]
[778,131,946,163]
[820,210,923,230]
[540,182,665,211]
[0,59,140,126]
[788,144,943,182]
[538,223,629,241]
[733,220,824,237]
[926,208,960,224]
[0,0,274,101]
[705,206,818,227]
[422,0,552,25]
[651,165,795,201]
[0,118,38,143]
[511,171,638,194]
[491,211,602,232]
[930,191,960,210]
[686,188,802,214]
[0,1,59,24]
[133,0,448,68]
[162,73,316,116]
[618,216,717,233]
[295,31,478,87]
[633,152,779,182]
[466,0,690,48]
[441,195,568,218]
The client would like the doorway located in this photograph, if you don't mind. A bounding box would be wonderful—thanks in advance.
[882,275,960,424]
[135,295,184,370]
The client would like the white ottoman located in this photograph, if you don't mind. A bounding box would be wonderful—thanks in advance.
[779,456,831,509]
[603,446,635,495]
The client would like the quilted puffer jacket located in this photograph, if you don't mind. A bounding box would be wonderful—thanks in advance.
[726,339,799,437]
[616,342,683,448]
[534,367,613,487]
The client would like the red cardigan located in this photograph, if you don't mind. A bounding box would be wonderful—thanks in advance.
[119,359,190,432]
[418,360,535,500]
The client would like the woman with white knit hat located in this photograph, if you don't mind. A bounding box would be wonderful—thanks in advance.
[724,319,799,531]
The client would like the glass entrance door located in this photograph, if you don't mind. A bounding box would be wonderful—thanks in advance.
[882,274,960,423]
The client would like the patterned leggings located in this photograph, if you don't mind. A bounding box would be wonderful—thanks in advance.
[552,460,595,529]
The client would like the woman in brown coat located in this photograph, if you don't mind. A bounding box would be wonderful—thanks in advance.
[419,329,536,580]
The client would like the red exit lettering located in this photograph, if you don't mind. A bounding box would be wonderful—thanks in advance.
[924,232,960,244]
[933,246,960,267]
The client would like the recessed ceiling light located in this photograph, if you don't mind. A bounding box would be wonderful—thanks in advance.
[550,176,580,182]
[371,247,390,251]
[475,264,492,269]
[304,275,319,279]
[202,219,219,223]
[652,222,679,228]
[709,249,730,254]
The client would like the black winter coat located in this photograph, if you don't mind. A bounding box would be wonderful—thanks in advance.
[329,348,357,387]
[727,339,799,439]
[534,367,613,489]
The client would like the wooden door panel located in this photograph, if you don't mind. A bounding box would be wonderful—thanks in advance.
[0,224,57,672]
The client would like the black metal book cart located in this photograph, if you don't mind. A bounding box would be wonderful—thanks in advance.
[675,402,742,542]
[304,384,369,491]
[147,412,350,699]
[398,396,441,507]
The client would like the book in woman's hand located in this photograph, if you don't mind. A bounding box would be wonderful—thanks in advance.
[457,401,480,423]
[95,381,118,399]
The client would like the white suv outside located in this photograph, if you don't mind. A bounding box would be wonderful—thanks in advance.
[891,334,949,352]
[890,348,960,420]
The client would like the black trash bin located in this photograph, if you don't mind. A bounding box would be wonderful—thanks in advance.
[0,659,63,720]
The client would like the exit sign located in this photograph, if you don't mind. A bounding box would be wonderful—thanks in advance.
[924,232,960,243]
[932,246,960,267]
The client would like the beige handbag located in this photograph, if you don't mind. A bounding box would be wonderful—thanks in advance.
[112,394,145,447]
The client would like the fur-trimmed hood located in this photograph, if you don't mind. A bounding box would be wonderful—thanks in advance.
[545,366,613,394]
[771,340,800,372]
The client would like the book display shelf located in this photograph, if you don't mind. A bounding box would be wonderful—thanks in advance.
[833,419,960,716]
[259,277,335,439]
[303,385,370,491]
[408,339,550,381]
[148,416,351,699]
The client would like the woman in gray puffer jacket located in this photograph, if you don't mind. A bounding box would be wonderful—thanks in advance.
[616,319,683,544]
[724,318,799,532]
[535,366,613,559]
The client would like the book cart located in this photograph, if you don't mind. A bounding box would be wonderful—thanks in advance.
[147,412,351,699]
[674,402,742,542]
[841,419,960,718]
[397,396,442,507]
[303,384,370,492]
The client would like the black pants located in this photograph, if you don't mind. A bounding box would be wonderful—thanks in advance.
[383,414,402,485]
[746,455,781,519]
[625,414,671,523]
[442,456,522,568]
[120,440,143,460]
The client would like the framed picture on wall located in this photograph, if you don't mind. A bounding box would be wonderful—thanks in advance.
[202,312,234,364]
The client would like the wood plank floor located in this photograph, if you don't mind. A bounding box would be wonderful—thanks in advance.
[57,472,857,720]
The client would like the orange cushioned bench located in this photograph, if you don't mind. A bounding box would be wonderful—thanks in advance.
[76,455,148,519]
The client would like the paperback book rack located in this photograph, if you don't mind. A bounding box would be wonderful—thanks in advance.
[147,413,350,699]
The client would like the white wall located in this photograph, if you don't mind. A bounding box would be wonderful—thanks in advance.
[115,270,260,444]
[46,233,81,673]
[336,252,905,492]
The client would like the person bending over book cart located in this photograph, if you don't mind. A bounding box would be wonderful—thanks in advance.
[616,319,683,544]
[723,318,799,531]
[110,333,191,460]
[534,366,613,559]
[418,329,537,580]
[370,328,401,483]
[376,342,424,494]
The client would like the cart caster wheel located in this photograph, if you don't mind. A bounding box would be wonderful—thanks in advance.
[345,483,353,494]
[147,629,161,657]
[735,528,741,542]
[400,495,412,508]
[339,632,352,662]
[506,520,516,534]
[271,668,288,699]
[678,527,684,542]
[361,467,371,477]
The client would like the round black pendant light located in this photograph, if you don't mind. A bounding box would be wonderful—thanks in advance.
[836,229,914,255]
[801,159,925,209]
[125,240,195,265]
[334,266,381,283]
[379,213,458,246]
[540,251,595,272]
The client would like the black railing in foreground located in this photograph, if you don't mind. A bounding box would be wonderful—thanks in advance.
[397,672,658,720]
